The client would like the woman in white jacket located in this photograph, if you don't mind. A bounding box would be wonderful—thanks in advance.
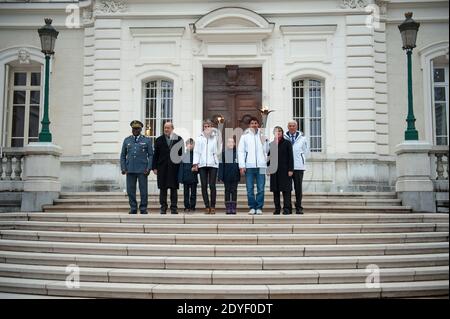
[193,120,222,214]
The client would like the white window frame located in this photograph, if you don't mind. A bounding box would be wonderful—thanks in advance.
[292,78,324,152]
[6,67,43,147]
[418,40,449,145]
[431,62,449,146]
[142,79,174,141]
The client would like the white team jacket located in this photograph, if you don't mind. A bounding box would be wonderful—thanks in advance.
[238,129,270,169]
[284,131,309,171]
[193,129,222,169]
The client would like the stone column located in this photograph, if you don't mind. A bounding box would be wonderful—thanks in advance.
[21,143,62,212]
[395,141,435,213]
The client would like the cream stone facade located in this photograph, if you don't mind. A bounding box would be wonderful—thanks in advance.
[0,0,448,194]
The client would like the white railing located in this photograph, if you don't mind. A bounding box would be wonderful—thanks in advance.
[429,146,449,192]
[0,147,25,184]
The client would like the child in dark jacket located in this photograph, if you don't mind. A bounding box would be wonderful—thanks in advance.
[178,139,198,212]
[218,138,241,214]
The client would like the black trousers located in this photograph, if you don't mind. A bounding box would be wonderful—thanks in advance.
[160,187,178,212]
[199,167,217,208]
[224,181,238,202]
[183,183,197,209]
[273,191,292,213]
[293,170,304,211]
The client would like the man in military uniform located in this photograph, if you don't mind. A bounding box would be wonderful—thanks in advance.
[120,120,153,214]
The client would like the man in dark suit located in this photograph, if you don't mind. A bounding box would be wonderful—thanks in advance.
[152,122,184,214]
[120,120,153,214]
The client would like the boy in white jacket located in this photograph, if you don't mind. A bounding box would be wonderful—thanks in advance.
[284,120,309,214]
[238,117,270,215]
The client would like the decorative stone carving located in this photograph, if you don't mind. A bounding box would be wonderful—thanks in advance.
[192,39,205,56]
[340,0,370,9]
[375,0,388,15]
[261,39,273,55]
[82,8,94,25]
[94,0,127,14]
[18,48,30,64]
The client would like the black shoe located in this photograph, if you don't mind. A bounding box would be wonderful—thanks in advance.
[283,211,292,215]
[171,211,178,215]
[296,209,304,215]
[129,211,137,215]
[160,210,167,215]
[140,211,148,214]
[273,211,281,215]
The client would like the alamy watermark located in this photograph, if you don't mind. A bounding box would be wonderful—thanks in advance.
[65,264,80,289]
[365,264,381,288]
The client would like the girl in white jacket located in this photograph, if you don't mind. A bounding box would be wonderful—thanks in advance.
[193,120,222,214]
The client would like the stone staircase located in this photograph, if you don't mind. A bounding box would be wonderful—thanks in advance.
[0,193,21,213]
[44,191,411,214]
[0,191,448,298]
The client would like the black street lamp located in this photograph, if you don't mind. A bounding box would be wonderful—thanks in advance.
[37,18,59,142]
[398,12,420,141]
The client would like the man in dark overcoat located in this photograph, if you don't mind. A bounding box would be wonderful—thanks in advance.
[152,122,184,214]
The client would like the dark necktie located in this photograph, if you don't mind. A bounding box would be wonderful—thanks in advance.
[291,134,295,144]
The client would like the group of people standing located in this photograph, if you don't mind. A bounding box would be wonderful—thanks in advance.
[120,117,308,215]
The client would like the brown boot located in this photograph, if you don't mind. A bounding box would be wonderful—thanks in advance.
[210,208,216,215]
[205,208,211,214]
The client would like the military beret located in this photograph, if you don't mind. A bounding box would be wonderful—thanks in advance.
[130,120,143,128]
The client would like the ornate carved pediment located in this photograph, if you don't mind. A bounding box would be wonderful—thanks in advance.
[340,0,370,9]
[94,0,127,14]
[191,7,274,42]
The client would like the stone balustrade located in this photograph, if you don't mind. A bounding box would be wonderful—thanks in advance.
[429,146,449,199]
[0,147,25,191]
[0,148,25,181]
[429,146,449,181]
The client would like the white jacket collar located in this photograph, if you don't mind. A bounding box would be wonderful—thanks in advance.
[201,128,219,138]
[284,131,302,142]
[244,128,261,135]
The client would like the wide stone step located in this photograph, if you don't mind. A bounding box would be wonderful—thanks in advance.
[1,229,447,245]
[0,292,81,299]
[0,263,447,285]
[0,239,447,257]
[59,192,399,199]
[0,276,446,298]
[0,250,447,270]
[42,205,412,213]
[0,212,446,224]
[52,198,403,207]
[0,221,446,234]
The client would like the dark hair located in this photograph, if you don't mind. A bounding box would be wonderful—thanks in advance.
[273,126,284,134]
[248,117,260,125]
[186,138,194,145]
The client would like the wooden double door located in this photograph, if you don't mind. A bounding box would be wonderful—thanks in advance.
[203,65,262,131]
